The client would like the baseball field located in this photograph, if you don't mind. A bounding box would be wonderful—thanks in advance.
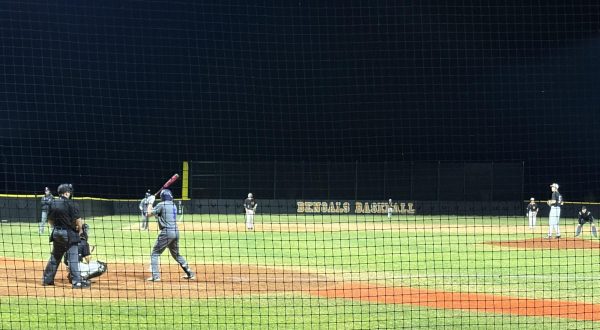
[1,214,600,329]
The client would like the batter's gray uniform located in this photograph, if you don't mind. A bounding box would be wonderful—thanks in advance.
[148,196,194,281]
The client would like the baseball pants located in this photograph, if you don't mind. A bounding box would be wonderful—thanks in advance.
[547,206,561,237]
[150,229,192,279]
[245,210,255,230]
[39,211,48,234]
[528,211,537,228]
[140,212,149,230]
[42,229,82,284]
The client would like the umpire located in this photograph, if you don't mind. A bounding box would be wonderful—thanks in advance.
[41,184,91,289]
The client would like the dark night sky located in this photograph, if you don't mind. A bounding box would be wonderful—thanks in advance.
[1,1,599,199]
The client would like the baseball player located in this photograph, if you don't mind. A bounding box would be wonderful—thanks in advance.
[65,223,108,283]
[139,189,152,230]
[387,199,394,220]
[526,197,539,229]
[545,183,563,239]
[244,193,257,230]
[42,184,91,288]
[145,189,195,282]
[39,187,54,234]
[575,206,597,238]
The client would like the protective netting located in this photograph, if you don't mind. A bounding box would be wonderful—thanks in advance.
[1,1,600,328]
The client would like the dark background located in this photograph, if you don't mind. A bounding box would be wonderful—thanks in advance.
[1,1,599,200]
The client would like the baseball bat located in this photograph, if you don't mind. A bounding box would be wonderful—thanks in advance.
[154,173,180,197]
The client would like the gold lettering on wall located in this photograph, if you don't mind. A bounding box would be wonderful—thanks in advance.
[297,201,415,214]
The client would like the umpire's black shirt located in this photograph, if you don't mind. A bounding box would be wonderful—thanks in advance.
[48,196,81,231]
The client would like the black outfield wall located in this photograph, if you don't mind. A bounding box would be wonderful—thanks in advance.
[1,197,584,222]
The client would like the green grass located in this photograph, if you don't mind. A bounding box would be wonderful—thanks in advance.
[1,214,599,328]
[0,296,595,330]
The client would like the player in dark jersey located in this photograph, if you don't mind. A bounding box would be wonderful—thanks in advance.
[545,183,563,239]
[244,193,257,230]
[526,197,539,229]
[575,205,597,238]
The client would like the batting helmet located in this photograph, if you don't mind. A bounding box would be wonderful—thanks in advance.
[57,183,74,195]
[248,193,253,198]
[160,189,173,201]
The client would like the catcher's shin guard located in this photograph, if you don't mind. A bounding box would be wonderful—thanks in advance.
[85,261,108,280]
[575,225,583,237]
[592,225,598,238]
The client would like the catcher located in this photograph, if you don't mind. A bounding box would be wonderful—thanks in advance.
[65,223,108,283]
[575,206,597,238]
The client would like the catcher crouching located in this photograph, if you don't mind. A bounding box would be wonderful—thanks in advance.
[65,223,108,283]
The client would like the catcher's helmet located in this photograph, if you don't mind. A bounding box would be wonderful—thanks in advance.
[57,183,73,195]
[81,223,90,241]
[160,189,173,201]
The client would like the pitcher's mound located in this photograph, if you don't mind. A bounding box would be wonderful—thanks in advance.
[487,237,600,250]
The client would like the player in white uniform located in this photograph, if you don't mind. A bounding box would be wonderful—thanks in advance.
[139,190,151,230]
[545,183,563,239]
[244,193,257,230]
[387,199,393,220]
[526,197,539,229]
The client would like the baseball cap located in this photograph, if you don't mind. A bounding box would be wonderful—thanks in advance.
[550,183,559,189]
